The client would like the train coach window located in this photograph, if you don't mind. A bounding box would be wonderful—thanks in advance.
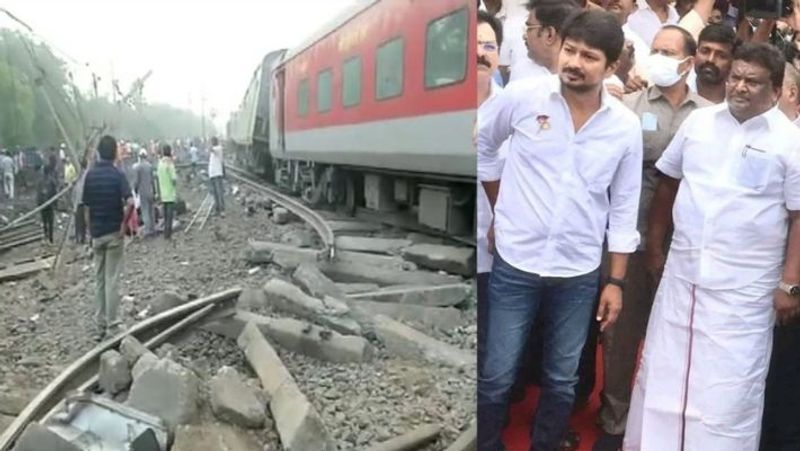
[298,79,309,117]
[424,7,468,89]
[375,37,404,100]
[342,56,361,107]
[317,69,332,113]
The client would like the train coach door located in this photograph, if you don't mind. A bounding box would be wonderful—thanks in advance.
[275,69,286,154]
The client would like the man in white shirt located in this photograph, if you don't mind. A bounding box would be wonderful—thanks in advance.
[760,60,800,451]
[626,0,679,47]
[502,0,580,85]
[477,7,508,375]
[207,136,225,216]
[624,43,800,451]
[689,23,736,103]
[478,10,642,451]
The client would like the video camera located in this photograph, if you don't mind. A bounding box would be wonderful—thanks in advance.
[743,0,794,19]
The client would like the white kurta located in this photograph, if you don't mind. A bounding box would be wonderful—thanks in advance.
[623,105,800,450]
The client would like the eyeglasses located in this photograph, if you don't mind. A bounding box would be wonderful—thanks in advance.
[524,23,545,33]
[478,41,498,52]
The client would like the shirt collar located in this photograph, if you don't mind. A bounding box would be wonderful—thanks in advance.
[717,103,782,131]
[545,74,613,114]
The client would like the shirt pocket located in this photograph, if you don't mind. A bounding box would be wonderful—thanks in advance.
[730,148,777,193]
[575,144,620,193]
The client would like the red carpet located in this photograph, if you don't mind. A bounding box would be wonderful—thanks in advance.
[502,347,605,451]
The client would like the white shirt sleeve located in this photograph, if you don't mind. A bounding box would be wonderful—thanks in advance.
[607,127,643,253]
[655,117,690,179]
[784,147,800,211]
[477,90,515,182]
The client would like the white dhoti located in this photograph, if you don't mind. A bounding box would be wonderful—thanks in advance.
[623,268,775,451]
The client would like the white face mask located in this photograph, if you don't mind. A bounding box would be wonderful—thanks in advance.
[646,53,689,87]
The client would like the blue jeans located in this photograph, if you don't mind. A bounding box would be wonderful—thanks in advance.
[209,176,225,214]
[478,254,599,451]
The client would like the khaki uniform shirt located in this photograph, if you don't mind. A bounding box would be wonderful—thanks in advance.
[623,85,712,250]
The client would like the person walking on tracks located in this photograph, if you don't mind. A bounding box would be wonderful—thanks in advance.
[82,135,134,340]
[157,144,178,239]
[133,148,157,237]
[0,149,15,201]
[38,161,59,244]
[208,136,225,216]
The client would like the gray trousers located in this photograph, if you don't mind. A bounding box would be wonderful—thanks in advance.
[93,232,124,329]
[140,195,155,236]
[598,250,660,434]
[210,176,225,213]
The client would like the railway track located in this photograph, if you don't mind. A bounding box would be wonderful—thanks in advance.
[0,288,241,450]
[225,164,336,260]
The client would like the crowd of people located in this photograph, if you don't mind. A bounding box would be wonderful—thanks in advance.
[0,135,225,341]
[477,0,800,450]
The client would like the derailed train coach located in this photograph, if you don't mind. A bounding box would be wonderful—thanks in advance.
[229,0,475,237]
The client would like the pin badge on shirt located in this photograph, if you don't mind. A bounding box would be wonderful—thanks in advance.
[536,114,551,133]
[641,112,658,131]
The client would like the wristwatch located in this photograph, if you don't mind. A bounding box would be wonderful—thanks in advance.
[606,276,626,291]
[778,281,800,297]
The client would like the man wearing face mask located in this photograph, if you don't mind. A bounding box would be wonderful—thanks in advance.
[625,42,800,451]
[592,25,710,451]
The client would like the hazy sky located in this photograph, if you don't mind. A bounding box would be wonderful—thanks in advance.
[0,0,358,129]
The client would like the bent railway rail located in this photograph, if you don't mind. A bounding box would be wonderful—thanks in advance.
[0,288,242,451]
[225,164,336,260]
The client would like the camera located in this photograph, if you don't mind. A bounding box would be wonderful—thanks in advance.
[743,0,794,18]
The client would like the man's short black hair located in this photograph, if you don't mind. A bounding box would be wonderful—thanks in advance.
[97,135,117,161]
[527,0,581,35]
[698,23,738,51]
[161,144,172,157]
[211,136,219,146]
[660,25,698,56]
[478,10,504,49]
[734,42,785,89]
[560,10,624,65]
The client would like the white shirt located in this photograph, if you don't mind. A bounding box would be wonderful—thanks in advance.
[477,79,509,273]
[499,14,552,83]
[623,23,651,78]
[478,74,643,277]
[627,0,679,47]
[657,105,800,290]
[208,145,224,177]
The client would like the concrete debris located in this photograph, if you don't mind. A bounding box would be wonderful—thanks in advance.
[318,314,362,336]
[349,283,471,307]
[235,287,268,311]
[244,241,318,269]
[318,260,460,287]
[119,335,150,366]
[336,250,416,272]
[131,352,160,380]
[98,350,132,395]
[13,422,82,451]
[150,291,187,315]
[0,388,35,416]
[237,322,335,451]
[354,299,464,331]
[127,358,201,430]
[272,207,291,224]
[293,262,346,300]
[336,282,380,294]
[171,423,263,451]
[262,278,326,318]
[326,220,382,234]
[322,295,350,316]
[364,423,441,451]
[263,317,373,363]
[155,343,178,360]
[444,422,477,451]
[401,244,476,276]
[334,236,412,255]
[281,229,314,248]
[372,315,475,368]
[209,366,267,428]
[405,232,445,245]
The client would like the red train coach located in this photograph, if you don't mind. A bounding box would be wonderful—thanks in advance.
[269,0,475,236]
